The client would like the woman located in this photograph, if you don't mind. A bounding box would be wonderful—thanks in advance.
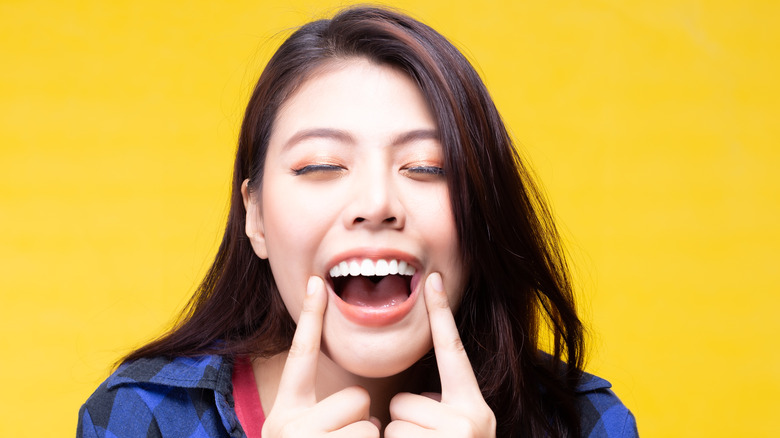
[78,6,637,437]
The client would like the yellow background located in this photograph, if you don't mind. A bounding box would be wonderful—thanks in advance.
[1,0,778,436]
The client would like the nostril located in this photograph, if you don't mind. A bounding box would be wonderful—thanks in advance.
[351,216,398,226]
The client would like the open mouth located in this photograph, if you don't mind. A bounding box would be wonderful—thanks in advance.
[328,259,416,308]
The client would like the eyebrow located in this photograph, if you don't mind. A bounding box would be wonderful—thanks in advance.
[390,129,439,146]
[282,128,354,151]
[282,128,439,150]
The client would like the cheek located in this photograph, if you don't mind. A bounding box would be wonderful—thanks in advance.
[412,186,460,257]
[260,177,347,323]
[260,186,325,323]
[415,189,464,306]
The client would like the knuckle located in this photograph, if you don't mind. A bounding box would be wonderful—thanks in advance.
[345,385,372,410]
[461,405,497,438]
[301,299,319,313]
[432,292,451,309]
[451,416,472,433]
[388,392,409,417]
[388,393,402,412]
[287,339,316,358]
[384,421,401,437]
[262,419,286,438]
[449,336,466,353]
[448,415,485,438]
[485,413,497,433]
[278,422,296,438]
[357,420,381,437]
[483,405,497,428]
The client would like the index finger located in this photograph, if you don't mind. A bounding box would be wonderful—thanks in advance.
[423,272,482,402]
[274,275,328,407]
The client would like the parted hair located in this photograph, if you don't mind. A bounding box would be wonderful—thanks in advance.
[125,6,585,437]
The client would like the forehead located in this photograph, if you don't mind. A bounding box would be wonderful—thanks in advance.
[271,58,437,143]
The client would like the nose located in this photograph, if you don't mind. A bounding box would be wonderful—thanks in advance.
[343,168,405,230]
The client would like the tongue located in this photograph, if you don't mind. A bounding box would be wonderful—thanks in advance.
[340,275,409,308]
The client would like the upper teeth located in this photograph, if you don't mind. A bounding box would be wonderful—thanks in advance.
[329,259,416,278]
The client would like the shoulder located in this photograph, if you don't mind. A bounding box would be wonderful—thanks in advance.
[575,372,639,437]
[77,354,242,438]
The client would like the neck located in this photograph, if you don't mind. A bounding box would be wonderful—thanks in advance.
[253,351,428,429]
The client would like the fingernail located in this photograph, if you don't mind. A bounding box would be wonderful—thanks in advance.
[306,276,320,296]
[429,272,443,293]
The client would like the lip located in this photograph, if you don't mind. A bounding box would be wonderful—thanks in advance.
[325,248,423,327]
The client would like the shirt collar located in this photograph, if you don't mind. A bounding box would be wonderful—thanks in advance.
[575,371,612,393]
[106,354,232,395]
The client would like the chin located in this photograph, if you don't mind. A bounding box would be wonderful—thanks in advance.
[321,327,432,378]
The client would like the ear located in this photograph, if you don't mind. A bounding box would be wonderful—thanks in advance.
[241,179,268,259]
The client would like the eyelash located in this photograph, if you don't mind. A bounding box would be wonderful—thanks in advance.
[404,166,445,176]
[292,164,345,176]
[291,164,445,177]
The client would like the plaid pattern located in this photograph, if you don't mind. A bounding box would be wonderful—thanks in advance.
[78,354,637,437]
[576,373,639,437]
[78,355,242,437]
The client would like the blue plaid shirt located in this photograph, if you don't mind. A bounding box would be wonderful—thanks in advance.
[77,354,637,437]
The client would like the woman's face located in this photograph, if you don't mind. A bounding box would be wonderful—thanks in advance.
[245,58,464,378]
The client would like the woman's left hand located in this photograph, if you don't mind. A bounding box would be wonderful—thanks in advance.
[384,272,497,438]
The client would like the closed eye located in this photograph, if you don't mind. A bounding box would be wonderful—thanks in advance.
[292,164,346,176]
[402,166,445,179]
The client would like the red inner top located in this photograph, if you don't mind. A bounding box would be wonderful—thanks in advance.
[232,356,265,437]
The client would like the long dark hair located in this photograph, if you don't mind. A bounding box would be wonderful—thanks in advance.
[125,6,585,436]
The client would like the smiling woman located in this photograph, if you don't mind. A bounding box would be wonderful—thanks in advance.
[245,60,463,378]
[77,6,637,438]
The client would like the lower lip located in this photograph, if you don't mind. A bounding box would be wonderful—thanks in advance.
[329,273,422,327]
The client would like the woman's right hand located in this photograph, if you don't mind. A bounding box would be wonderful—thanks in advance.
[261,276,381,437]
